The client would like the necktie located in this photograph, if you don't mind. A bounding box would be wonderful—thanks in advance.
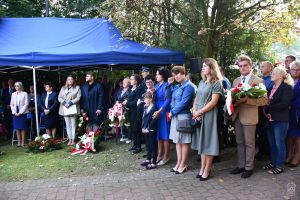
[9,87,12,96]
[242,77,246,83]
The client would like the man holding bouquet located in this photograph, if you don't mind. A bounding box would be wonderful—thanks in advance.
[229,55,268,178]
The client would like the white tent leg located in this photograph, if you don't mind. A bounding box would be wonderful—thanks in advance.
[33,66,40,136]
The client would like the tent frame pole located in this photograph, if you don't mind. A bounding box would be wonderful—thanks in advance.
[32,66,40,136]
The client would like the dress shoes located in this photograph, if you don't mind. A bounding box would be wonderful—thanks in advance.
[241,170,253,178]
[230,167,245,174]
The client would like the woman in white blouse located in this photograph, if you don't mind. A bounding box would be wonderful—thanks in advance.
[58,76,81,145]
[10,82,29,147]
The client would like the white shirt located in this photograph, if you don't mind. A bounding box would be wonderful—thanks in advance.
[16,92,20,106]
[146,105,153,113]
[45,92,52,108]
[240,73,252,84]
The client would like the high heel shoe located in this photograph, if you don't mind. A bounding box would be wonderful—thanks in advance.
[199,170,212,181]
[170,167,177,172]
[175,166,188,174]
[199,173,211,181]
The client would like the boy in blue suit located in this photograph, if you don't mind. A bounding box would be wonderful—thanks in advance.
[141,92,158,169]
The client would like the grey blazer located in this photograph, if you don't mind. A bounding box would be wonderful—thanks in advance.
[58,86,81,116]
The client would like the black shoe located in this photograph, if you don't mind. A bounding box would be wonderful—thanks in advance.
[199,173,211,181]
[128,146,136,151]
[175,166,188,174]
[142,154,147,158]
[230,167,245,174]
[196,174,202,179]
[170,168,177,172]
[241,170,253,178]
[132,148,142,154]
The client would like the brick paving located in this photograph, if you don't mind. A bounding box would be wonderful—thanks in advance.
[0,150,299,200]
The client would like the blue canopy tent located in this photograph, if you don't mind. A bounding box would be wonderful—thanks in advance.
[0,17,185,136]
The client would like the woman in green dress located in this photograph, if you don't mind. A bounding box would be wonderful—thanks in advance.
[191,58,223,181]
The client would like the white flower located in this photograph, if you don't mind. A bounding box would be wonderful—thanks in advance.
[258,83,267,91]
[255,86,259,89]
[42,134,50,140]
[78,123,82,127]
[242,83,251,91]
[79,117,83,121]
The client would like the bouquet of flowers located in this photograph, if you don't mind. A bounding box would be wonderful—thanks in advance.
[226,82,267,115]
[71,126,101,155]
[108,101,129,127]
[76,113,89,138]
[28,134,63,153]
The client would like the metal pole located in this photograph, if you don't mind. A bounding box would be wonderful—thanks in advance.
[33,67,40,136]
[45,0,49,17]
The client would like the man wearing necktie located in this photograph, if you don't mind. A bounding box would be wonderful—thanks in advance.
[1,78,15,138]
[229,55,268,178]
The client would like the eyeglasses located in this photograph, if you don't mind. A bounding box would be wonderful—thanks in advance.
[291,69,300,72]
[14,85,19,87]
[146,81,153,84]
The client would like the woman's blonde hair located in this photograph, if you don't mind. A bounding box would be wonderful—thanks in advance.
[201,58,223,83]
[64,75,77,88]
[14,82,24,91]
[123,77,130,87]
[273,67,294,86]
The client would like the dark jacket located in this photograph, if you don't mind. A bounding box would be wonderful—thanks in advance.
[40,92,59,113]
[142,105,157,132]
[265,82,293,122]
[1,87,15,106]
[117,89,130,103]
[125,85,144,109]
[81,82,104,124]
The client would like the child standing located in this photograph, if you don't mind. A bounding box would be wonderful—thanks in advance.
[141,92,158,169]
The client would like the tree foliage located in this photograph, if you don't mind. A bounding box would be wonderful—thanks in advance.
[0,0,299,68]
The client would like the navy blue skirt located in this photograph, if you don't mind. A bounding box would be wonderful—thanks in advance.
[44,112,58,129]
[13,114,28,130]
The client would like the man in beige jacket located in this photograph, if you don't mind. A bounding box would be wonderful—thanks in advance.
[230,55,268,178]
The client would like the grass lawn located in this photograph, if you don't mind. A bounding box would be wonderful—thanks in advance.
[0,139,146,182]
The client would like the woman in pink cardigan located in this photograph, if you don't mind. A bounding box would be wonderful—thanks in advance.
[10,82,29,147]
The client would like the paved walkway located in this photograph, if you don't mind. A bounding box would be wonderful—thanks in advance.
[0,155,299,200]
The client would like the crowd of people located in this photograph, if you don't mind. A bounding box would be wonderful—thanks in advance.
[0,54,299,181]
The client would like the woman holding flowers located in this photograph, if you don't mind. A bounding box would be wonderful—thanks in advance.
[263,67,293,174]
[58,75,81,145]
[191,58,223,181]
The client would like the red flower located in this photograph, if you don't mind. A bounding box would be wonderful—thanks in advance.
[252,83,257,87]
[233,87,240,93]
[237,83,243,87]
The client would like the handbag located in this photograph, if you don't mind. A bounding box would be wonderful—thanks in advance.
[63,104,77,116]
[176,118,194,133]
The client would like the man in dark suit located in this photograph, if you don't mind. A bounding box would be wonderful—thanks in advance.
[1,78,15,136]
[81,71,104,125]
